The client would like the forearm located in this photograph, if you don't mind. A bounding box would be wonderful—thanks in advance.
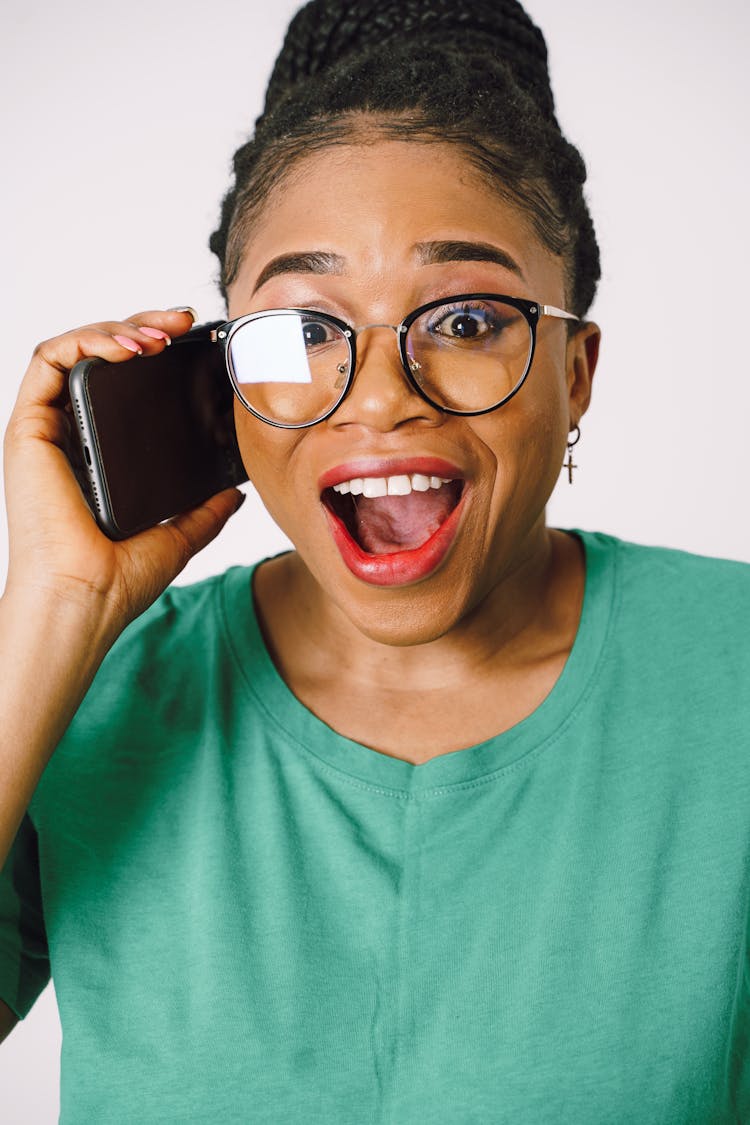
[0,308,242,870]
[0,588,115,867]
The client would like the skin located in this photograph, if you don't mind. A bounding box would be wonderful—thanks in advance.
[0,137,600,883]
[0,309,242,894]
[0,308,243,1042]
[0,136,597,1037]
[227,141,601,762]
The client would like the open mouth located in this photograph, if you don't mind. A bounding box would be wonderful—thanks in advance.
[319,464,467,586]
[323,473,464,555]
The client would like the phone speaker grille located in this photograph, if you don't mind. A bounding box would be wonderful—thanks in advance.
[72,397,101,512]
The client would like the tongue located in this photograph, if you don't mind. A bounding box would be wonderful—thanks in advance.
[353,488,457,554]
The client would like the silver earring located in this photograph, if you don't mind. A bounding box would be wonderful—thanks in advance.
[564,424,581,484]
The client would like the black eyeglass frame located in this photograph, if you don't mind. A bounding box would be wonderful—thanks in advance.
[210,293,579,430]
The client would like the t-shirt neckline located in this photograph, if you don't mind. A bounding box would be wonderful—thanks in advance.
[220,530,619,795]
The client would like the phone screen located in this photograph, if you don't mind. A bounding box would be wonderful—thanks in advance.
[71,325,248,538]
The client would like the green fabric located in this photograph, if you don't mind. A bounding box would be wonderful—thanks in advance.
[1,530,749,1123]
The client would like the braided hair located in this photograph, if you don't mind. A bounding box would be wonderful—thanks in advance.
[209,0,601,318]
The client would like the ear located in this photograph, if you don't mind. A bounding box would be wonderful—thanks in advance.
[566,322,601,429]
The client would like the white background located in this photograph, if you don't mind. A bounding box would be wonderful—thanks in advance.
[1,0,749,1118]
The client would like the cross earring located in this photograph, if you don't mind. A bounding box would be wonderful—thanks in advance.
[564,424,581,484]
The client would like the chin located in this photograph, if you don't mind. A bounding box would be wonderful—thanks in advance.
[340,592,469,647]
[313,551,483,647]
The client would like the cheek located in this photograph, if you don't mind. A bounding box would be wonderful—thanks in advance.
[469,354,570,515]
[234,408,301,524]
[516,349,571,458]
[475,367,568,470]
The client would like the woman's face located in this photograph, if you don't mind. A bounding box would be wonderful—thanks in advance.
[226,140,599,644]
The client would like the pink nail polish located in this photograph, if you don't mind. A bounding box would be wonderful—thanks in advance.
[139,327,172,345]
[113,335,143,354]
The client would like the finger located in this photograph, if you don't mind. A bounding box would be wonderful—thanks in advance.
[17,308,202,412]
[164,488,246,560]
[4,402,72,451]
[123,308,199,341]
[21,309,196,382]
[16,323,168,414]
[91,309,202,351]
[120,488,246,597]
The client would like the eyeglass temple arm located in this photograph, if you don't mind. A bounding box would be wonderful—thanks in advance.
[541,305,580,323]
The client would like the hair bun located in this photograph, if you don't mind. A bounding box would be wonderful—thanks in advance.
[264,0,556,121]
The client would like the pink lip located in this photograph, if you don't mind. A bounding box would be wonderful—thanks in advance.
[318,456,465,492]
[320,456,469,587]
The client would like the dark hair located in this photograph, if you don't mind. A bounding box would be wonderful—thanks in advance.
[209,0,601,318]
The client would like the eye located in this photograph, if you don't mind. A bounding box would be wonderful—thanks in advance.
[428,302,506,342]
[302,319,335,348]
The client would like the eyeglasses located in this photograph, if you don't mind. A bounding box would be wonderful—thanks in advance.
[210,293,579,429]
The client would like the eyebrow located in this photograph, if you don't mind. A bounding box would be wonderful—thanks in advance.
[415,240,525,278]
[251,239,525,294]
[252,251,346,294]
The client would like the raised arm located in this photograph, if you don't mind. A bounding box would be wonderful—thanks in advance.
[0,310,245,869]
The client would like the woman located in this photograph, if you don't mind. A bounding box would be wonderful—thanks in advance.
[1,0,748,1120]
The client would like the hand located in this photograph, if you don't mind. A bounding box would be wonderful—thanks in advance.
[3,309,245,640]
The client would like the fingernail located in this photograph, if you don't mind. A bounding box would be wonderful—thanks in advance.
[140,327,172,345]
[167,306,198,322]
[234,491,247,512]
[113,335,143,354]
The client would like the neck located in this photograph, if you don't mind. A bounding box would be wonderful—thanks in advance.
[254,524,584,697]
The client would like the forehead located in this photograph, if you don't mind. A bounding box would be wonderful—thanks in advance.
[231,140,564,299]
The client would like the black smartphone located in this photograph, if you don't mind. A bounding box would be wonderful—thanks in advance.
[69,322,248,539]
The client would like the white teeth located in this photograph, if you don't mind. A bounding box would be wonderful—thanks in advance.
[331,473,456,496]
[387,475,412,496]
[362,477,388,498]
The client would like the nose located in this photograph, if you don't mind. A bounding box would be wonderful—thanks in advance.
[330,323,442,432]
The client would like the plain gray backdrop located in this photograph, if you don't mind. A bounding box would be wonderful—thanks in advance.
[1,1,749,1118]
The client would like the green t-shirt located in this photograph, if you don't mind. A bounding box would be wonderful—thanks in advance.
[1,530,749,1123]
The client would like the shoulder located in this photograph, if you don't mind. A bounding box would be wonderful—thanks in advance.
[605,532,747,611]
[30,564,264,826]
[581,528,749,598]
[114,565,254,661]
[579,529,749,668]
[69,565,259,725]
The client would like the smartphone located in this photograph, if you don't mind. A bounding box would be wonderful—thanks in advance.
[69,322,248,539]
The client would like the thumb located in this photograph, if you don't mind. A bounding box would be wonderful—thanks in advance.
[160,487,247,572]
[125,487,246,598]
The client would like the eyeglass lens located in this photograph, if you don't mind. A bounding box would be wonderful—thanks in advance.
[226,299,533,426]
